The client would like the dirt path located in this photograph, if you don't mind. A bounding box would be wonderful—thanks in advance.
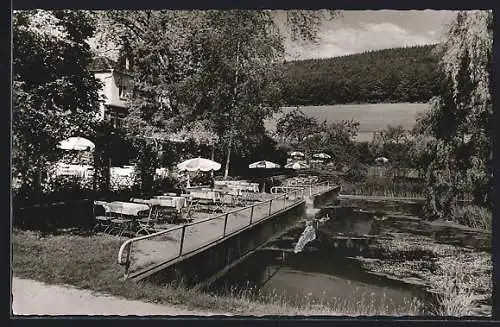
[11,277,230,316]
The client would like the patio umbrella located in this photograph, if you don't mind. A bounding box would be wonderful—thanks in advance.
[290,151,305,157]
[248,160,281,169]
[285,162,310,170]
[375,156,389,164]
[57,137,95,151]
[312,153,331,159]
[177,157,221,172]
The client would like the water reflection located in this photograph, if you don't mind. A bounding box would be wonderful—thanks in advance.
[210,198,486,315]
[210,218,431,314]
[262,267,420,314]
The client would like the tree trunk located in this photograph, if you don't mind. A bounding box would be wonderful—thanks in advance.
[222,38,239,181]
[92,153,97,192]
[224,145,231,180]
[29,153,45,201]
[104,156,111,195]
[210,145,215,178]
[33,165,42,201]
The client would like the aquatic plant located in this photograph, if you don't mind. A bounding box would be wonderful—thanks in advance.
[358,234,492,316]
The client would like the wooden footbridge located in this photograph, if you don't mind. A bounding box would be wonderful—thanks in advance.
[117,182,340,285]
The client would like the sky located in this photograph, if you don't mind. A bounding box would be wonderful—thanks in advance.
[86,10,459,62]
[284,10,458,60]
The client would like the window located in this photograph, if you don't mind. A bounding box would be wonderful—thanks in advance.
[118,84,126,99]
[113,112,121,129]
[116,76,130,100]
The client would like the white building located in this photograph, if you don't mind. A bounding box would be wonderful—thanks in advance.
[89,57,133,129]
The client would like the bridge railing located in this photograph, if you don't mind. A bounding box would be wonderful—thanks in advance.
[270,186,305,194]
[306,181,331,196]
[272,181,331,197]
[117,188,305,278]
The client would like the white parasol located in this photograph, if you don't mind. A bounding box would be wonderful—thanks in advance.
[375,156,389,164]
[248,160,281,169]
[177,157,221,172]
[57,137,95,151]
[285,162,310,170]
[290,151,305,157]
[312,153,331,159]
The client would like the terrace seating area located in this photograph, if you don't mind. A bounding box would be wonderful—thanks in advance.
[214,180,260,193]
[286,175,320,186]
[92,181,263,238]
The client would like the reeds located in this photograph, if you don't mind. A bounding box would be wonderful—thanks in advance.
[449,205,491,231]
[431,266,481,316]
[342,177,425,198]
[220,283,423,316]
[429,254,492,316]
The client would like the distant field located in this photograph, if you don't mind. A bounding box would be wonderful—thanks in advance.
[264,103,430,140]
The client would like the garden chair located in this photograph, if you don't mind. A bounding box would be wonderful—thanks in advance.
[242,190,261,204]
[93,201,113,234]
[109,217,136,238]
[180,194,204,220]
[227,188,245,207]
[184,189,221,215]
[107,202,148,238]
[150,196,189,223]
[202,188,225,213]
[128,199,157,236]
[135,208,159,236]
[212,196,225,214]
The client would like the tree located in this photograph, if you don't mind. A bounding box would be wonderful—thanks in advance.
[275,108,318,146]
[185,10,285,179]
[96,10,338,179]
[301,119,359,168]
[94,10,336,176]
[275,108,359,169]
[94,11,202,136]
[13,10,101,197]
[417,11,493,218]
[281,44,442,106]
[408,133,435,179]
[89,11,207,190]
[383,125,409,144]
[369,124,413,170]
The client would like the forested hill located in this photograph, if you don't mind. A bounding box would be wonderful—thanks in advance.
[281,44,443,106]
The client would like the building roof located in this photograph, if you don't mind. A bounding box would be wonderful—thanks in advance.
[89,56,133,76]
[89,56,118,71]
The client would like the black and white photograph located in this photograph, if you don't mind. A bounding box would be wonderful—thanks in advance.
[11,8,493,317]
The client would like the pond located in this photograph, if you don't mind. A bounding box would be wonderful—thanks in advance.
[209,197,492,316]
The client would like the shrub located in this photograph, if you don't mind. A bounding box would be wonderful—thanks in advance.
[152,175,180,193]
[343,163,368,183]
[450,205,491,230]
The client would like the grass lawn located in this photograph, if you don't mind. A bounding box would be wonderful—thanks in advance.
[12,228,422,316]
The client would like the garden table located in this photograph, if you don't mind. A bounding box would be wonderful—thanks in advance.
[133,197,187,220]
[151,196,186,211]
[108,201,150,216]
[106,201,151,237]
